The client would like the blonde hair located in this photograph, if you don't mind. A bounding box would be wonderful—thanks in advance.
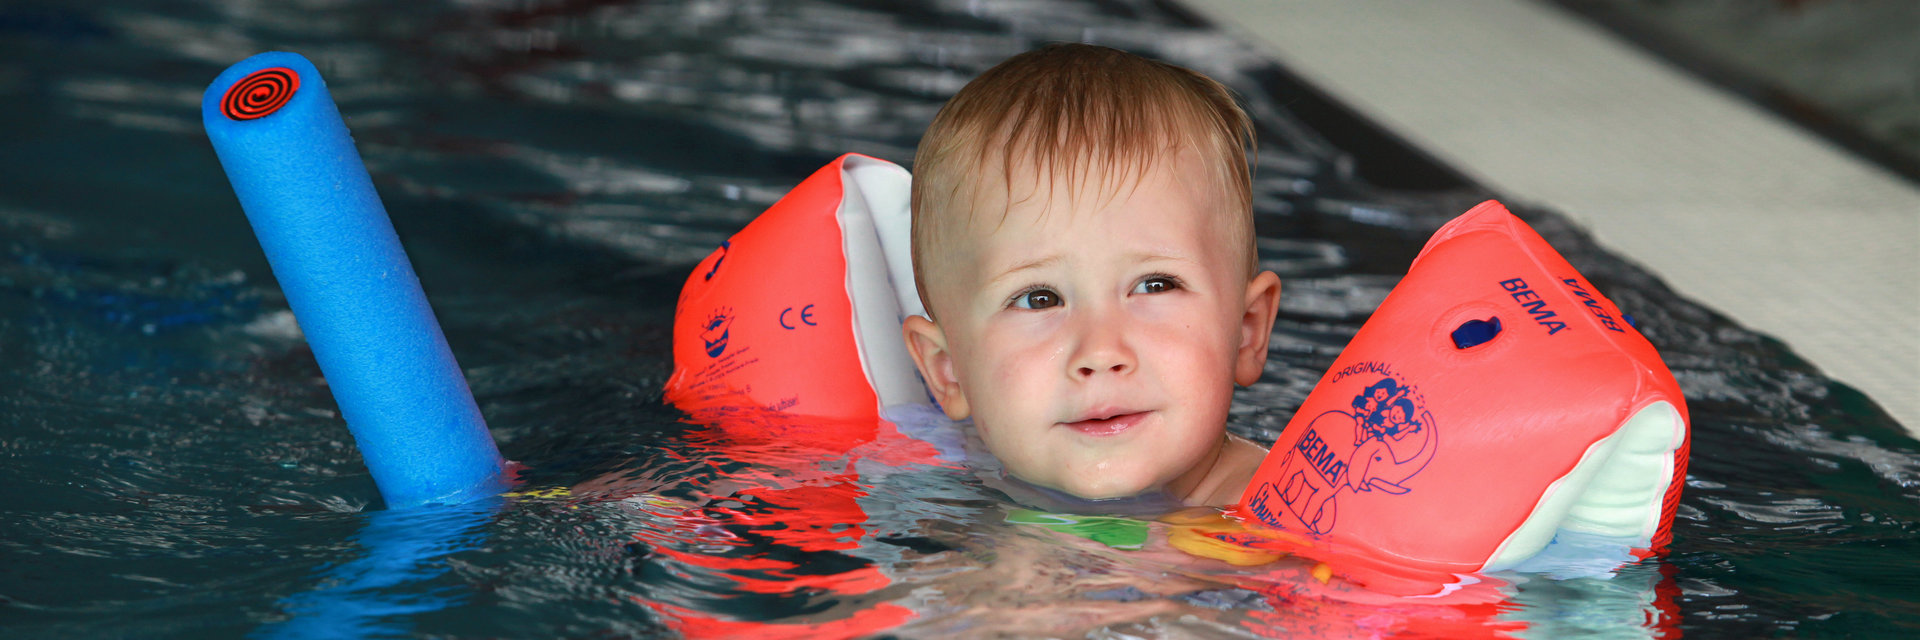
[910,43,1256,317]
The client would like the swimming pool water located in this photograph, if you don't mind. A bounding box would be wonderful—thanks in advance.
[3,0,1918,637]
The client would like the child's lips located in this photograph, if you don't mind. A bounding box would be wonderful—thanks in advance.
[1062,411,1148,436]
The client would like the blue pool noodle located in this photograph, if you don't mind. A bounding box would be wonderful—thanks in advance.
[202,52,507,509]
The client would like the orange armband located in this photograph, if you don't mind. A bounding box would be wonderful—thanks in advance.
[1237,201,1689,581]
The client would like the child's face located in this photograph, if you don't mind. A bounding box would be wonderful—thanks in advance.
[905,151,1279,500]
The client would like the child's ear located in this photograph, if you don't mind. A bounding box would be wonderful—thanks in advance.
[1234,271,1282,386]
[902,315,971,420]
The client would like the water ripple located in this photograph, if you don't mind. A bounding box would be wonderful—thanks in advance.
[2,0,1917,638]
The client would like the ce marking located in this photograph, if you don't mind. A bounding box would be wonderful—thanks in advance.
[779,304,818,330]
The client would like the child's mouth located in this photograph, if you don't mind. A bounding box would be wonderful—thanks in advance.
[1064,411,1147,436]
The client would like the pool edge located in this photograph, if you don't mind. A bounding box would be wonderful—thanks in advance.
[1176,0,1920,436]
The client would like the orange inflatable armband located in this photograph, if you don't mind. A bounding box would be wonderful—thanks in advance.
[664,153,927,425]
[655,154,936,637]
[1237,201,1690,576]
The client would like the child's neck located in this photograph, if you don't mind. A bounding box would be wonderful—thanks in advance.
[1168,434,1268,507]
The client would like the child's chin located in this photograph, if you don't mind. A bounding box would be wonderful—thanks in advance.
[1054,475,1157,501]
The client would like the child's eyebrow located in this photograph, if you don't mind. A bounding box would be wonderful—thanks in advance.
[985,255,1062,288]
[984,251,1197,289]
[1126,251,1195,265]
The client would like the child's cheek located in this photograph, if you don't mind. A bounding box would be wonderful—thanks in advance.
[1129,289,1203,324]
[983,312,1067,370]
[1128,299,1206,356]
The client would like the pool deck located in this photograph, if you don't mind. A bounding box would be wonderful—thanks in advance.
[1184,0,1920,435]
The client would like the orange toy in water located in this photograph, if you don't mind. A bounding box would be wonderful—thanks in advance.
[1236,201,1690,577]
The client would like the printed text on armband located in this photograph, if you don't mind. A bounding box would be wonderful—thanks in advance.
[1328,360,1429,408]
[1329,360,1399,385]
[1559,277,1629,333]
[1499,277,1570,336]
[688,346,759,393]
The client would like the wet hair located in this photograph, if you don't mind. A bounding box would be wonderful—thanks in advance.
[909,43,1256,317]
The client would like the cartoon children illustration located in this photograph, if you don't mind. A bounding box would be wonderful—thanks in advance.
[1265,375,1437,534]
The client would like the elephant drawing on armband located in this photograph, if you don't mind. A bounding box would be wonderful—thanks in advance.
[1268,376,1439,535]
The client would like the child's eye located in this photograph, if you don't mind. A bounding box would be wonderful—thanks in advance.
[1132,275,1180,295]
[1011,287,1061,310]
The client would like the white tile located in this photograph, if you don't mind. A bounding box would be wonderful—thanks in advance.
[1185,0,1920,432]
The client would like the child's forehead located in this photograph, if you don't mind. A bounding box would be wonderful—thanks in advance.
[916,145,1252,312]
[949,176,1232,278]
[955,147,1220,232]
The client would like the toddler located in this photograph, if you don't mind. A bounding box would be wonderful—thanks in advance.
[902,43,1282,506]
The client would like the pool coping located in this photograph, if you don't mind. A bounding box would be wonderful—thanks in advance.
[1174,0,1920,435]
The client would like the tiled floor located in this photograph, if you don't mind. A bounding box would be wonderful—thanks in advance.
[1183,0,1920,434]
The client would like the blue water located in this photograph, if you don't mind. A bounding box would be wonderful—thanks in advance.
[3,0,1919,637]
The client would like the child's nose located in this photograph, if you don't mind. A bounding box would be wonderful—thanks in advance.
[1069,310,1135,379]
[1076,360,1129,378]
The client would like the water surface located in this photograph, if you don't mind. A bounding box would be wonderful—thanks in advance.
[2,0,1917,637]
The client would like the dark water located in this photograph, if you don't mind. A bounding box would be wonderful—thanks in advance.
[2,0,1917,637]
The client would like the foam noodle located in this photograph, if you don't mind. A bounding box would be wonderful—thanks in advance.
[1236,201,1690,577]
[202,52,506,509]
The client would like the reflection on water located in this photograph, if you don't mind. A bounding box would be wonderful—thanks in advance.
[256,499,498,639]
[2,0,1918,637]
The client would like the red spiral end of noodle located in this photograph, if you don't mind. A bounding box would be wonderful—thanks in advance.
[221,67,300,121]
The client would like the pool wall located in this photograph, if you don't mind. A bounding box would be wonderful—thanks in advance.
[1183,0,1920,434]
